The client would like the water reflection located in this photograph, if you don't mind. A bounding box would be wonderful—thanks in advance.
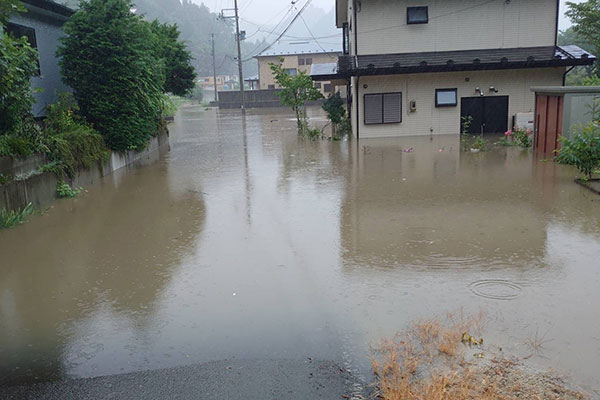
[1,106,599,393]
[0,162,205,385]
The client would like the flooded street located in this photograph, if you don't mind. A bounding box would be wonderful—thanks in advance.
[1,104,600,394]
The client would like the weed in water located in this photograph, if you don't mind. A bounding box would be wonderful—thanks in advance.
[0,203,34,229]
[56,181,82,198]
[370,312,586,400]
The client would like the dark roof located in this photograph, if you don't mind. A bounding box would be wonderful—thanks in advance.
[320,46,595,79]
[21,0,74,17]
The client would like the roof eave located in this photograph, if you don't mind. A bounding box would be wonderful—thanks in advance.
[340,58,596,78]
[21,0,74,18]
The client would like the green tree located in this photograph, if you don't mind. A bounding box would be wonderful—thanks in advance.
[566,0,600,77]
[269,57,323,135]
[58,0,165,152]
[150,20,196,96]
[0,0,39,136]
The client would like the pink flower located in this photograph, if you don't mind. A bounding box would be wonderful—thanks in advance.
[505,130,512,136]
[526,128,532,135]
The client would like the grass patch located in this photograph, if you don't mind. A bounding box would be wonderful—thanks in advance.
[370,312,587,400]
[0,202,34,229]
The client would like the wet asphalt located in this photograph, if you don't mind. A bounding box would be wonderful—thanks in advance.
[0,359,362,399]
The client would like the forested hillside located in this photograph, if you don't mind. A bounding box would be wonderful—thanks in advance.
[60,0,263,77]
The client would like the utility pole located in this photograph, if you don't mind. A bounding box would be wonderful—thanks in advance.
[233,0,245,111]
[211,33,218,104]
[220,1,245,111]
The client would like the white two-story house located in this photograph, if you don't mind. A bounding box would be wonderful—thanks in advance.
[313,0,595,138]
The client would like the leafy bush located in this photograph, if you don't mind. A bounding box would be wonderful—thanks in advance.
[555,122,600,179]
[43,93,109,178]
[0,202,33,229]
[0,23,39,135]
[322,92,346,125]
[58,0,165,152]
[56,181,82,198]
[322,92,350,138]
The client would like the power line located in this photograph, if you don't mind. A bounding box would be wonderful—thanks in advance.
[241,0,313,62]
[299,14,338,59]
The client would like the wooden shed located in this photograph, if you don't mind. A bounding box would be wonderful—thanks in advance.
[531,86,600,155]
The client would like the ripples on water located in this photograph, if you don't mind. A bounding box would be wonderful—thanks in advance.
[1,107,599,392]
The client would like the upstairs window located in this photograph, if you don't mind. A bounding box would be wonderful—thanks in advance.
[407,6,428,24]
[284,68,297,76]
[298,57,305,65]
[364,93,402,125]
[305,58,312,65]
[435,88,457,107]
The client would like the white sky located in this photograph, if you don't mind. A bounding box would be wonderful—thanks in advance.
[204,0,581,31]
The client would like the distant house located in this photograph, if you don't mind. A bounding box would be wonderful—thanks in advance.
[244,75,259,90]
[256,39,342,97]
[313,0,596,138]
[5,0,73,117]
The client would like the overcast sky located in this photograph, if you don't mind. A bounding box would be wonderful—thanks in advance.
[203,0,582,31]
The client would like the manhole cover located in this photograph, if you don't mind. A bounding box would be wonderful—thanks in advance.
[469,280,522,300]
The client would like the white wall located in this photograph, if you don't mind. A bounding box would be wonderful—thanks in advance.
[355,0,558,55]
[354,68,564,138]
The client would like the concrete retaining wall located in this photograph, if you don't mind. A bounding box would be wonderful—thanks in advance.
[218,89,324,109]
[1,130,170,212]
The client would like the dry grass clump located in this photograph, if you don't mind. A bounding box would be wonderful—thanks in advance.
[370,312,587,400]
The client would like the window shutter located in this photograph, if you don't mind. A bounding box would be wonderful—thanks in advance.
[383,93,402,123]
[364,94,383,125]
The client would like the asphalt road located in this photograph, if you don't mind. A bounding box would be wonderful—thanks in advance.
[0,359,365,399]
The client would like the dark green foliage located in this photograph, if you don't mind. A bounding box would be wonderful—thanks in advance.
[566,0,600,78]
[43,93,109,178]
[56,181,82,198]
[151,20,196,96]
[269,58,323,135]
[322,92,346,125]
[0,27,39,135]
[0,0,25,26]
[0,202,33,229]
[322,92,351,137]
[58,0,165,152]
[556,122,600,180]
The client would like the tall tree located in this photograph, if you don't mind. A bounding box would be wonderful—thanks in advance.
[58,0,165,151]
[150,20,196,96]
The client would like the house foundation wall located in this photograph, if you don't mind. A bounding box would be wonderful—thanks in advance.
[354,68,564,138]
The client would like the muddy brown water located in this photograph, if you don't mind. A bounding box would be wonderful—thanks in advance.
[1,105,599,393]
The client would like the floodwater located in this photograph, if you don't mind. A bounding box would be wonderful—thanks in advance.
[1,105,600,394]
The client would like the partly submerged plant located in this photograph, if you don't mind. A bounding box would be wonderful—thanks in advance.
[56,181,82,198]
[471,135,488,151]
[269,57,323,135]
[555,121,600,180]
[0,202,33,228]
